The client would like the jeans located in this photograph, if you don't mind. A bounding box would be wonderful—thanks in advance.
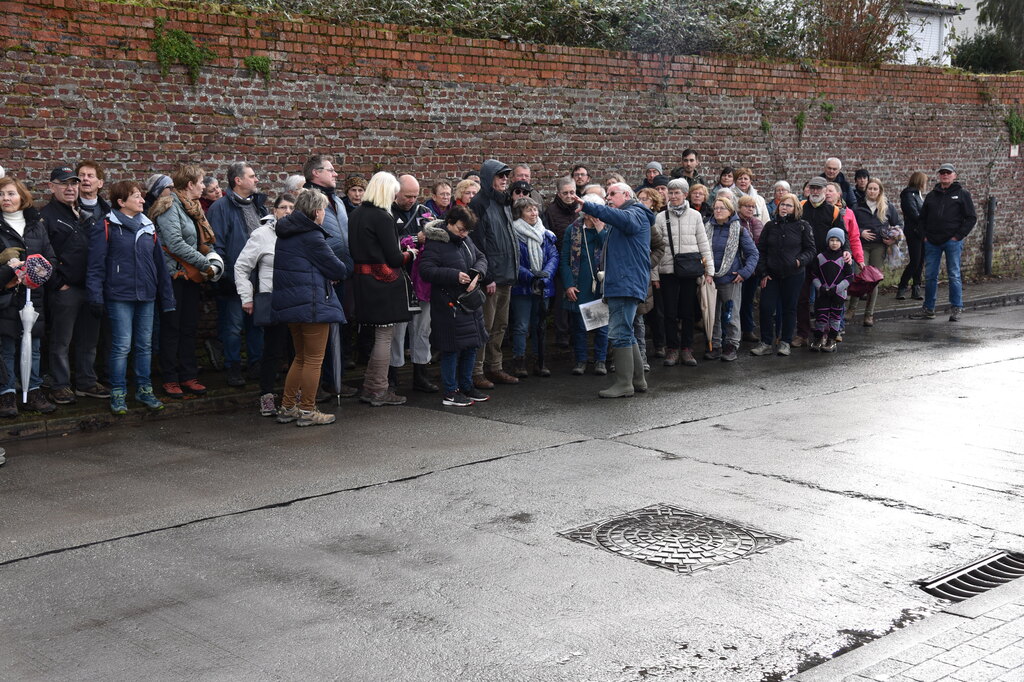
[509,294,548,359]
[924,239,964,310]
[759,270,804,344]
[217,294,264,370]
[48,285,100,390]
[607,297,641,349]
[107,300,155,393]
[440,348,477,394]
[570,311,608,363]
[0,335,42,395]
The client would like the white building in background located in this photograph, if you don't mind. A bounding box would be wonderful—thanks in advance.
[901,0,966,65]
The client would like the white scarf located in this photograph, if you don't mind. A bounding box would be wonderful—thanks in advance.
[3,210,26,237]
[512,218,548,272]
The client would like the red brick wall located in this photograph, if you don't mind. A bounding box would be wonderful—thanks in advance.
[2,0,1023,277]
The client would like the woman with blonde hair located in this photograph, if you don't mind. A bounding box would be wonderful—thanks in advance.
[349,172,414,407]
[636,187,665,214]
[851,178,902,326]
[453,179,480,208]
[705,194,758,361]
[688,183,712,219]
[897,171,928,300]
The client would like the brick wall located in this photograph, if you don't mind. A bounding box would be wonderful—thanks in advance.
[2,0,1023,278]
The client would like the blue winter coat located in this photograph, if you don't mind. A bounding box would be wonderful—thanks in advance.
[706,216,759,285]
[511,227,559,298]
[579,199,653,301]
[271,211,348,325]
[305,184,354,276]
[87,211,175,312]
[207,191,268,289]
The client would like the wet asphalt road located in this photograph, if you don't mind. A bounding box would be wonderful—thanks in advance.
[2,305,1023,681]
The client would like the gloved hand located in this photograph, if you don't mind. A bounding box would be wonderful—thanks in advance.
[531,269,549,280]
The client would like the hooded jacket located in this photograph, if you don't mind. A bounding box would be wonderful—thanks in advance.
[468,160,519,286]
[920,181,977,245]
[87,211,175,311]
[271,211,347,325]
[579,199,654,301]
[418,222,488,353]
[756,213,816,280]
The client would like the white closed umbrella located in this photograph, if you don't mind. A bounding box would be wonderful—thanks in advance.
[19,288,38,402]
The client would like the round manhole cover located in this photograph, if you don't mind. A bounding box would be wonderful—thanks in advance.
[560,504,791,574]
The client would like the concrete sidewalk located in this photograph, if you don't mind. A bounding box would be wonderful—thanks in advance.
[792,578,1024,681]
[2,276,1022,444]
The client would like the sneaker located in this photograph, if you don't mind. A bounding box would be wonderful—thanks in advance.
[110,390,128,415]
[297,408,336,426]
[25,389,57,414]
[50,386,77,404]
[180,379,207,395]
[949,306,963,322]
[750,342,774,356]
[74,383,110,399]
[663,349,679,367]
[338,384,359,398]
[163,382,185,398]
[533,363,551,378]
[0,393,17,418]
[777,341,791,357]
[721,345,737,362]
[911,308,936,320]
[226,366,245,387]
[259,392,277,417]
[593,361,608,376]
[360,390,407,407]
[809,337,822,352]
[571,362,586,376]
[462,387,490,402]
[442,391,472,407]
[704,347,721,361]
[790,336,806,348]
[135,385,165,411]
[821,339,838,353]
[680,348,697,366]
[276,404,301,423]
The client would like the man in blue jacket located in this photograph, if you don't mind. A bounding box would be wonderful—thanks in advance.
[207,162,268,386]
[578,183,654,398]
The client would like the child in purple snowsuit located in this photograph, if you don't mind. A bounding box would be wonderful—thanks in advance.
[811,227,853,352]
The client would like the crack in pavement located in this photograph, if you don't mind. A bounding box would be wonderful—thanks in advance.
[0,437,591,568]
[612,440,1024,541]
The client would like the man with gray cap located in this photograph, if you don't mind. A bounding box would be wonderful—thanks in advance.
[915,163,976,321]
[795,176,845,345]
[634,162,664,193]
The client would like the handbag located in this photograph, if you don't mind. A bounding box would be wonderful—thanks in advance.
[666,213,704,279]
[455,287,485,313]
[404,270,421,313]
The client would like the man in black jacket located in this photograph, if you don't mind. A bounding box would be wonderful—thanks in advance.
[915,164,977,321]
[794,176,843,346]
[41,166,107,404]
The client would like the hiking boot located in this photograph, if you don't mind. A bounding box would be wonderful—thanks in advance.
[895,286,908,300]
[911,308,936,320]
[821,338,838,353]
[226,366,245,387]
[462,387,490,402]
[485,369,519,385]
[110,389,128,415]
[297,408,336,426]
[259,392,277,417]
[863,315,874,327]
[776,341,791,357]
[533,363,551,378]
[742,330,760,343]
[413,363,439,393]
[663,349,679,367]
[790,335,806,348]
[511,357,528,379]
[135,385,165,411]
[473,374,495,390]
[680,348,697,366]
[75,383,110,399]
[750,342,774,356]
[26,389,56,414]
[442,391,472,407]
[911,285,923,300]
[721,344,738,362]
[0,393,17,418]
[163,382,185,398]
[276,404,301,423]
[704,347,721,361]
[180,379,207,395]
[571,362,586,376]
[337,384,359,398]
[593,361,607,376]
[809,337,822,352]
[949,306,963,322]
[360,390,407,407]
[50,386,77,405]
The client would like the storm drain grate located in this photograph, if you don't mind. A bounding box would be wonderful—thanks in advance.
[921,551,1024,602]
[559,503,791,574]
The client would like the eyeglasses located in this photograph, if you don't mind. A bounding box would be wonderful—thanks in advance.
[608,191,621,197]
[497,171,511,178]
[512,189,529,195]
[314,167,338,175]
[938,170,953,175]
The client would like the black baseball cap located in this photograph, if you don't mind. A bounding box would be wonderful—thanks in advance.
[50,166,79,182]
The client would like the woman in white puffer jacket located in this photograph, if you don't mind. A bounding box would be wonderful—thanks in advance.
[652,178,713,368]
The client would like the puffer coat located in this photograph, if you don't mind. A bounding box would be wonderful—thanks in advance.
[418,222,488,352]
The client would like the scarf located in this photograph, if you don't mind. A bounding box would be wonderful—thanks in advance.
[228,190,261,235]
[512,217,546,272]
[2,210,26,237]
[151,190,216,253]
[667,200,689,218]
[705,217,741,278]
[113,209,143,232]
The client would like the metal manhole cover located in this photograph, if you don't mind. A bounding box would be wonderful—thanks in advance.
[559,503,792,574]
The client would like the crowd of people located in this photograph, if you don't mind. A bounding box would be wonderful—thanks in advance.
[0,151,978,424]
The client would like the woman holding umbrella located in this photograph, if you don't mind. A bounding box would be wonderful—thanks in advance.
[0,176,58,416]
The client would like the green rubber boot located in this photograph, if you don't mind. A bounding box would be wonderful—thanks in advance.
[631,343,648,393]
[599,346,635,399]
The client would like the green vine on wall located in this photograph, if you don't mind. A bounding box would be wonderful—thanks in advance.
[152,17,216,84]
[794,110,807,134]
[1006,110,1024,145]
[243,55,271,82]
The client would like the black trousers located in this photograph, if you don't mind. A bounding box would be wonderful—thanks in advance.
[660,275,698,350]
[160,278,200,384]
[899,236,925,289]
